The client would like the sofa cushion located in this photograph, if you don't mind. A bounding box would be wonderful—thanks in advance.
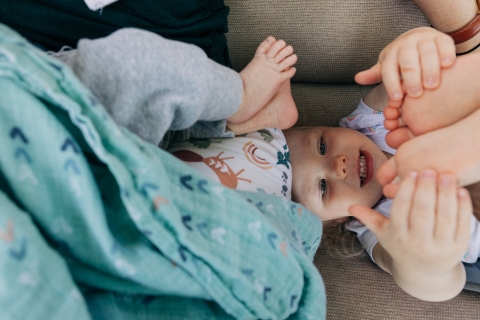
[315,244,480,319]
[226,0,429,84]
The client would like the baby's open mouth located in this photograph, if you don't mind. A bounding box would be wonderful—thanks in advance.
[359,151,374,187]
[360,154,367,184]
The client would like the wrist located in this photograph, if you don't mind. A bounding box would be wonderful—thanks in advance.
[391,261,465,302]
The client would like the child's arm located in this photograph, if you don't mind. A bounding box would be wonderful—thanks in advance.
[350,169,472,302]
[355,27,456,106]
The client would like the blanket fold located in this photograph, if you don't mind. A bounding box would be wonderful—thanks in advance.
[0,24,325,320]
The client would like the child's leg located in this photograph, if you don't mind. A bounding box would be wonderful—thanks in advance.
[384,51,480,148]
[227,37,298,125]
[412,0,480,54]
[55,30,297,144]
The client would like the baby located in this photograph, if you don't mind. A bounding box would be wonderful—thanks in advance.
[170,26,476,303]
[53,26,474,303]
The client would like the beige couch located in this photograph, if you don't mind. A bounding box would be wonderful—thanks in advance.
[225,0,480,318]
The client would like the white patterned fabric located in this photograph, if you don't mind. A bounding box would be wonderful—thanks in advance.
[168,128,293,200]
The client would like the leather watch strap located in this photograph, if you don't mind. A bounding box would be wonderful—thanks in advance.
[447,2,480,44]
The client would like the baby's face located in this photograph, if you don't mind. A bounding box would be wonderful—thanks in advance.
[284,126,388,221]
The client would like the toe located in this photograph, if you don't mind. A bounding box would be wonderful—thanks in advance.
[385,127,414,149]
[267,39,287,58]
[384,106,401,120]
[255,36,276,55]
[384,119,400,131]
[274,45,294,63]
[278,55,298,72]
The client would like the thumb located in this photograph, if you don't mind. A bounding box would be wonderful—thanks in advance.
[376,157,398,186]
[349,205,388,236]
[354,63,382,85]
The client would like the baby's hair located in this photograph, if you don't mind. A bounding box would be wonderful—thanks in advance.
[320,217,364,258]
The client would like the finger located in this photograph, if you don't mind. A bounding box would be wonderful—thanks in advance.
[383,182,400,199]
[383,106,401,120]
[409,169,437,237]
[266,39,286,58]
[278,54,298,71]
[274,45,294,63]
[385,127,415,149]
[418,40,441,89]
[255,36,276,54]
[436,35,456,68]
[389,171,419,234]
[434,174,458,241]
[354,63,383,85]
[349,205,389,236]
[380,52,405,102]
[456,188,473,247]
[397,46,423,98]
[376,157,398,186]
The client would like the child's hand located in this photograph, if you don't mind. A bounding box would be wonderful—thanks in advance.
[350,169,472,301]
[355,27,456,105]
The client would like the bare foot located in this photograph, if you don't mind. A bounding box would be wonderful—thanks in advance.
[227,36,298,124]
[384,51,480,149]
[377,106,480,188]
[227,82,298,135]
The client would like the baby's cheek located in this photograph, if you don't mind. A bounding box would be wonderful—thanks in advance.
[349,189,377,209]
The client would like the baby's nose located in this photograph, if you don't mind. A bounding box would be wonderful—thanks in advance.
[335,155,347,179]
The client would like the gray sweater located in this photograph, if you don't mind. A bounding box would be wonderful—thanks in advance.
[53,28,242,148]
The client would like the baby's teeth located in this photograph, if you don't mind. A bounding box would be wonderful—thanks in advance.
[359,155,367,182]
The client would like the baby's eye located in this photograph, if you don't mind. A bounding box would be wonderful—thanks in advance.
[319,136,327,155]
[320,179,327,198]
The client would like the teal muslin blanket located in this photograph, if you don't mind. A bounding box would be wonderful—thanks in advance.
[0,24,325,319]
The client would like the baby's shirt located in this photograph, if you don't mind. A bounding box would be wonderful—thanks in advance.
[341,99,480,264]
[167,128,293,200]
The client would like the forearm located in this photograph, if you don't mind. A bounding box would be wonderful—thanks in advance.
[412,0,477,31]
[372,243,465,301]
[412,0,480,54]
[362,83,389,112]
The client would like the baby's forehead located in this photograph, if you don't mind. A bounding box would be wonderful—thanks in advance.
[321,125,359,136]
